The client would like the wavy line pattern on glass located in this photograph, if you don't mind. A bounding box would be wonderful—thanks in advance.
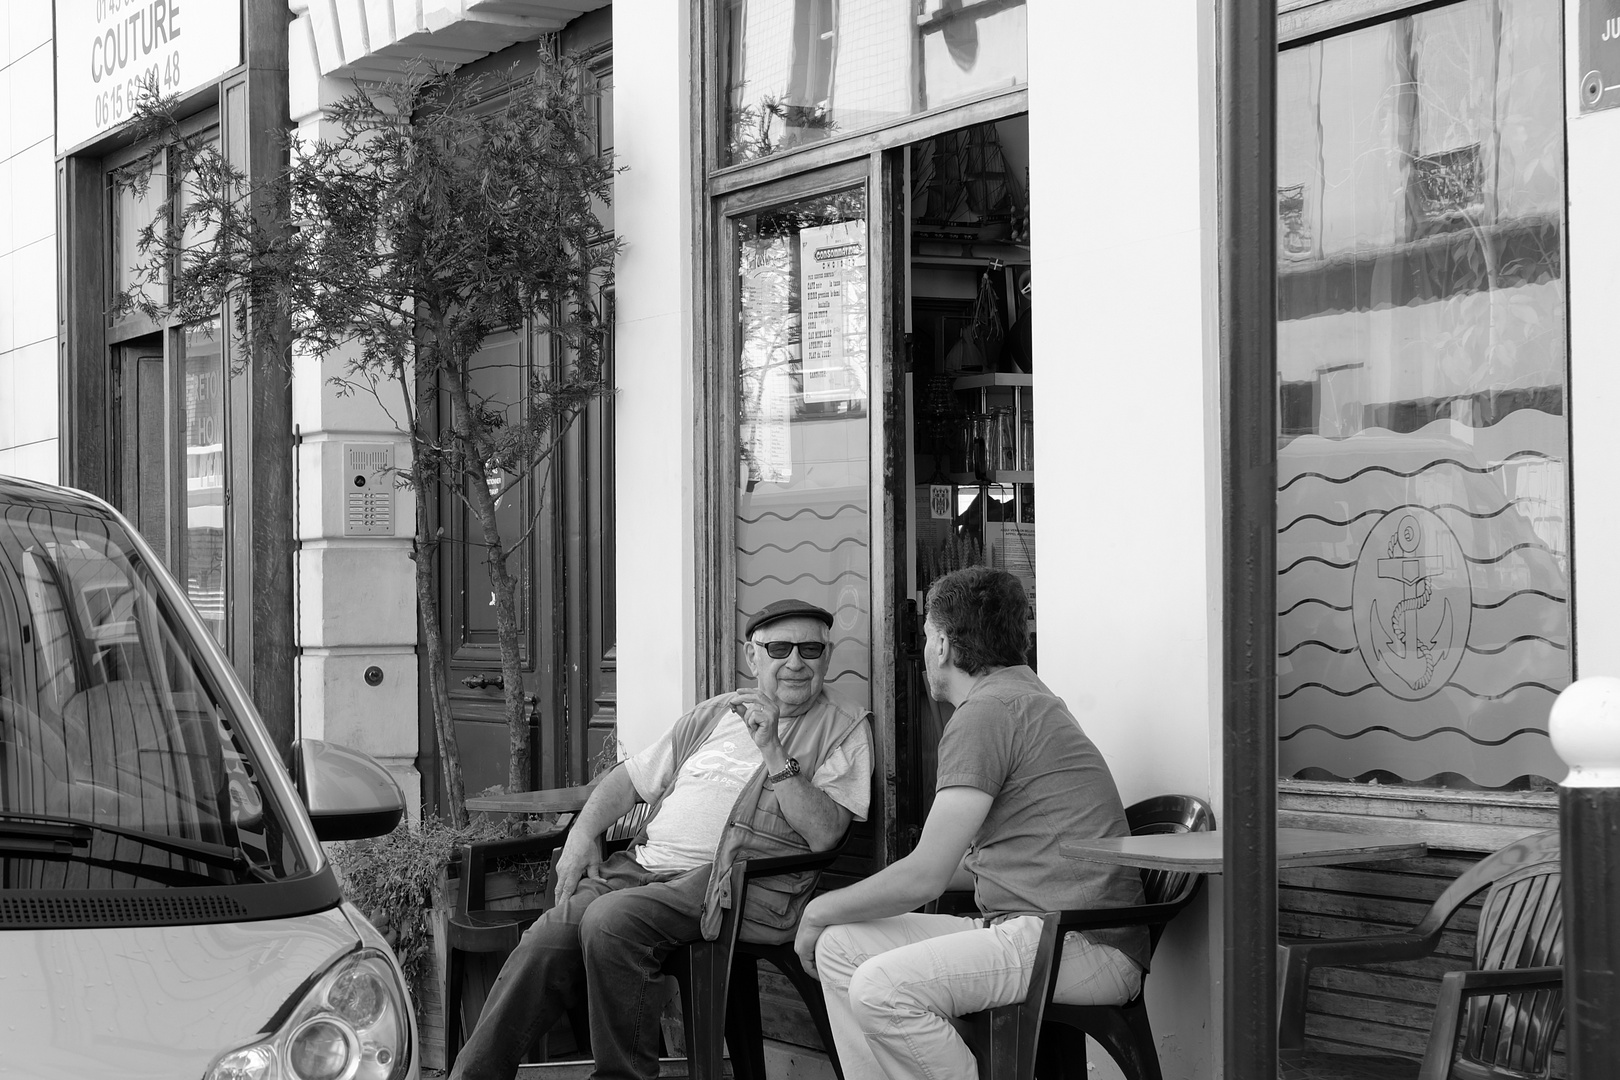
[737,503,865,525]
[1444,680,1561,700]
[1279,554,1359,575]
[1277,450,1557,492]
[737,536,869,557]
[1278,499,1546,533]
[1280,728,1563,790]
[1279,723,1550,747]
[736,567,868,589]
[1278,597,1353,617]
[1279,640,1359,657]
[1460,541,1556,565]
[1473,589,1566,609]
[1466,635,1567,654]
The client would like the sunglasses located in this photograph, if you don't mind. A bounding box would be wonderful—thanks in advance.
[757,640,828,660]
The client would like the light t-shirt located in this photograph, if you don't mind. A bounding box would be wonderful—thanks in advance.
[623,711,872,874]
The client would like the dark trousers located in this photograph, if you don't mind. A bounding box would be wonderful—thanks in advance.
[449,850,707,1080]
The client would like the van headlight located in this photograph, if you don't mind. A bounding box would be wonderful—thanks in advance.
[203,947,411,1080]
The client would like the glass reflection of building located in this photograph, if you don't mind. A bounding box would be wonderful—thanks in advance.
[1275,0,1568,791]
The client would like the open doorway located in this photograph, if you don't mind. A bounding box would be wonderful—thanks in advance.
[895,113,1033,853]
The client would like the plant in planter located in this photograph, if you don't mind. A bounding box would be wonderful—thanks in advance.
[331,816,555,1001]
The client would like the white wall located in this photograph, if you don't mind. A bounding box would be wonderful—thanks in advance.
[1029,2,1222,1076]
[0,2,59,482]
[286,8,422,813]
[611,0,698,754]
[1566,4,1620,680]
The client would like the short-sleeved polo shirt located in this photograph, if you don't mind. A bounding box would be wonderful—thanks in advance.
[936,665,1151,971]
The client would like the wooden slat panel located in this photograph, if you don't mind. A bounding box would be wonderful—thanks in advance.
[1278,809,1544,854]
[1281,857,1482,898]
[755,966,827,1049]
[1279,783,1564,1071]
[1305,1012,1432,1058]
[1309,967,1445,1007]
[1280,889,1464,930]
[1279,912,1478,960]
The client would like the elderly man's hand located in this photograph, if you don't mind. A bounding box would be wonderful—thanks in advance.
[728,688,784,755]
[553,830,603,902]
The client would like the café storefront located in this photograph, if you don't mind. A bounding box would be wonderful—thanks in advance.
[605,0,1617,1073]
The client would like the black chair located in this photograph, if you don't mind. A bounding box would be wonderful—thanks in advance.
[667,834,853,1080]
[955,912,1063,1080]
[966,793,1215,1080]
[444,804,651,1068]
[1276,828,1564,1080]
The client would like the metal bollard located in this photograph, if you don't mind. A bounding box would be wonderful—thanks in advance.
[1550,676,1620,1076]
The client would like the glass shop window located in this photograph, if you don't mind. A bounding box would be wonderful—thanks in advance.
[1274,0,1568,791]
[732,187,872,709]
[720,0,1028,166]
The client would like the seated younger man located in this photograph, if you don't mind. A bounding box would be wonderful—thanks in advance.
[796,567,1147,1080]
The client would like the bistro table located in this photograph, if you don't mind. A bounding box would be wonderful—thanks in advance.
[1059,827,1427,872]
[464,784,594,816]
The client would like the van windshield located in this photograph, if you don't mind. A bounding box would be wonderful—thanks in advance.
[0,500,309,888]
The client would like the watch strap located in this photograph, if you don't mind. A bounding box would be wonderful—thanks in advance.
[767,757,800,783]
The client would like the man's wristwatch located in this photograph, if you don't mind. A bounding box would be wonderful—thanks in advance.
[767,758,800,784]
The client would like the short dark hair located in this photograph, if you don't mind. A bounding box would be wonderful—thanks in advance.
[924,566,1029,675]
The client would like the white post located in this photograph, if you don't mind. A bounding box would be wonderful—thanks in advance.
[1549,676,1620,1076]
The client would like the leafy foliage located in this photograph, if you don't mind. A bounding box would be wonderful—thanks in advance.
[115,50,622,813]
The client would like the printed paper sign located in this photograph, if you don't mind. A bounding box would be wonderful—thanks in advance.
[798,221,868,405]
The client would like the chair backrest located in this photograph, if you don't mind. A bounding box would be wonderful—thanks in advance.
[1453,830,1563,1077]
[1124,794,1215,952]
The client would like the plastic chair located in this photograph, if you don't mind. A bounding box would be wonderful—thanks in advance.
[444,803,651,1067]
[1276,828,1564,1080]
[1042,794,1215,1080]
[955,912,1063,1080]
[959,793,1215,1080]
[667,834,853,1080]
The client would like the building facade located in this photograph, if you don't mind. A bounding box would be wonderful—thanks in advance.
[6,0,1620,1075]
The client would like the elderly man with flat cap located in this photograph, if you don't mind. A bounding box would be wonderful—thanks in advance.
[452,598,873,1080]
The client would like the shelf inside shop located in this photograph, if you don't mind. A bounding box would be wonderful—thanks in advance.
[952,372,1032,390]
[947,471,1034,485]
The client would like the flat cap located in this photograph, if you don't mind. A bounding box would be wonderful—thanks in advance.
[745,598,835,639]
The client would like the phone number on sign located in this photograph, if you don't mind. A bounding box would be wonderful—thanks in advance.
[92,53,182,129]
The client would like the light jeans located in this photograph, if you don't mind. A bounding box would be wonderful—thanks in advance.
[815,912,1143,1080]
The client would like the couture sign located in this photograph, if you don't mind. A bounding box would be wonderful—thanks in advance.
[55,0,242,152]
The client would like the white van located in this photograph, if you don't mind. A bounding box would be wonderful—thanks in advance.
[0,476,417,1080]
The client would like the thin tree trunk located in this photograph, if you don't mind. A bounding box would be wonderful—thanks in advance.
[448,379,533,793]
[414,461,468,827]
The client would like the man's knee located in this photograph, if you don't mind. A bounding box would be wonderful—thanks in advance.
[509,904,584,960]
[577,887,663,956]
[846,956,915,1033]
[814,923,868,987]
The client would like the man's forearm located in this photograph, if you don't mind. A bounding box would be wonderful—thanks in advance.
[769,772,850,851]
[571,764,641,842]
[807,851,953,926]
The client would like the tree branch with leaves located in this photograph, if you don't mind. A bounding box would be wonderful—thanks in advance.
[116,49,621,825]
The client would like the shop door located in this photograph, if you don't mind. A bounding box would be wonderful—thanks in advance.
[437,327,616,802]
[710,154,907,873]
[439,330,542,800]
[113,343,171,567]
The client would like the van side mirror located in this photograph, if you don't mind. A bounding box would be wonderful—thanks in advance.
[292,739,405,841]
